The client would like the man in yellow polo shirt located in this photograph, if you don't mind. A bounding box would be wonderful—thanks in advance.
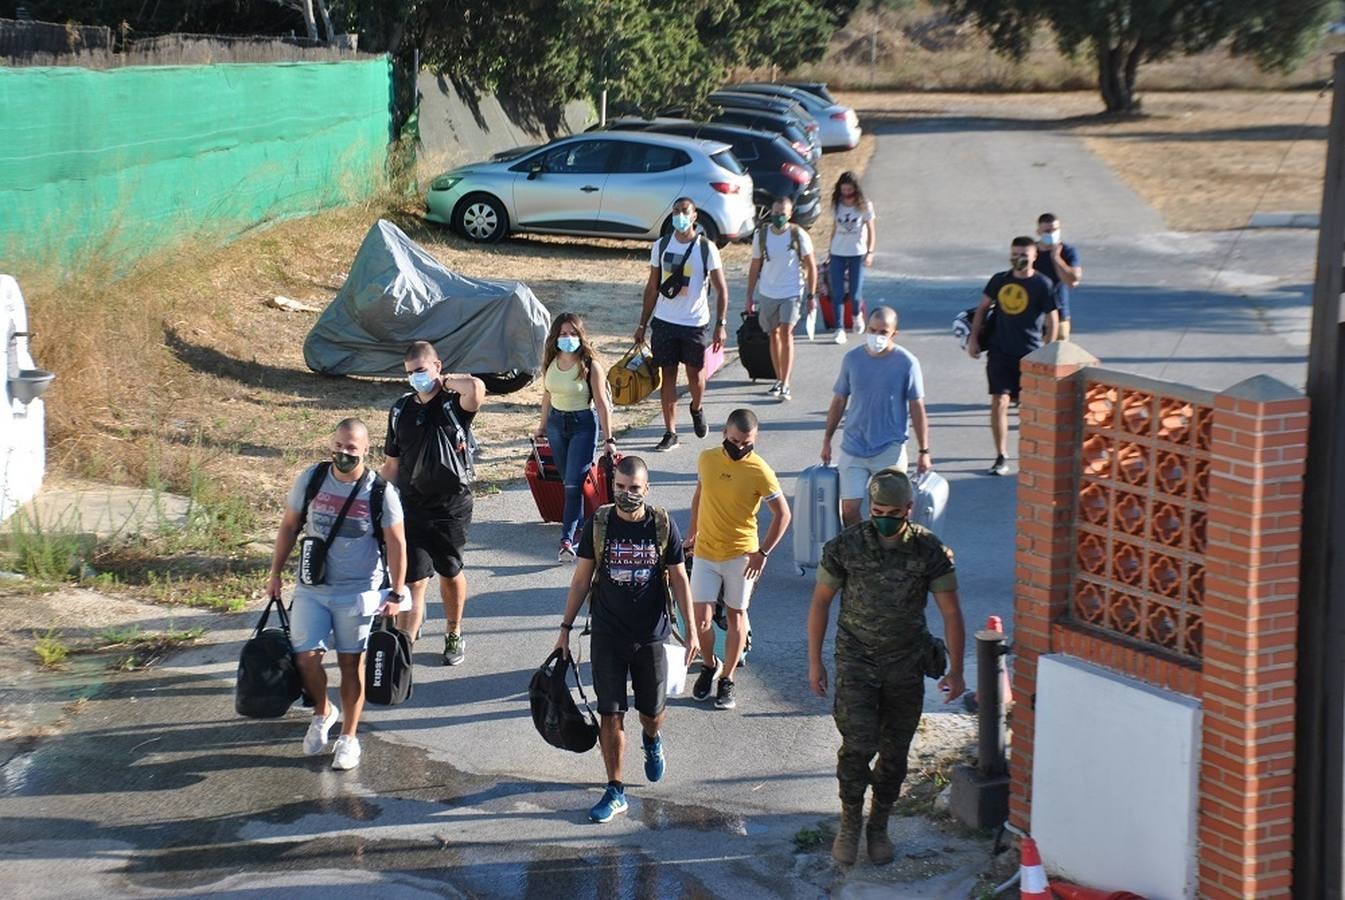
[685,408,792,710]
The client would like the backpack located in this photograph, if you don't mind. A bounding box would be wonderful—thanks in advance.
[364,616,414,706]
[300,463,390,589]
[656,232,712,298]
[755,223,803,264]
[388,390,477,493]
[528,649,600,753]
[235,596,303,718]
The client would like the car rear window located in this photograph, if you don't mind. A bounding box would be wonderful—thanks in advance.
[711,150,745,175]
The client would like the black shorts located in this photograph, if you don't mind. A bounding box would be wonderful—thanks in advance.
[405,491,473,581]
[590,634,666,717]
[650,318,707,370]
[986,351,1023,401]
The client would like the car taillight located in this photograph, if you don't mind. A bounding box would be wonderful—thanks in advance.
[805,123,818,133]
[793,141,810,155]
[830,111,847,120]
[710,182,740,194]
[781,163,809,185]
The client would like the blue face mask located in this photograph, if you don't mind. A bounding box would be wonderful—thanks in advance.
[671,213,692,233]
[1039,231,1059,246]
[408,370,438,394]
[556,335,581,353]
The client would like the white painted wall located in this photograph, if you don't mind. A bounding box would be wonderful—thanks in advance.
[1031,654,1201,899]
[0,275,47,523]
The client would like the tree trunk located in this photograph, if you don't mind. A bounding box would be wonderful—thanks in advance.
[299,0,319,42]
[1095,39,1143,113]
[314,0,336,44]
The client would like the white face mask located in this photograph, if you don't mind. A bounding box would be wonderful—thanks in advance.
[866,334,890,354]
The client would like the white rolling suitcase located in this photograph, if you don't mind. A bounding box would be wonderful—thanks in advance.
[910,470,949,536]
[793,464,842,575]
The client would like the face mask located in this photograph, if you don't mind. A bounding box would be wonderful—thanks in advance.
[872,515,905,537]
[866,334,889,353]
[614,490,644,514]
[671,213,692,233]
[556,335,581,353]
[771,213,789,228]
[1039,231,1059,246]
[332,451,361,474]
[408,370,438,394]
[722,439,753,461]
[1011,256,1030,271]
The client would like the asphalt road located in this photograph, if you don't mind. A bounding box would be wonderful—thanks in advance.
[0,109,1316,898]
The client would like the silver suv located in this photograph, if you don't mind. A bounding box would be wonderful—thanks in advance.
[425,133,756,245]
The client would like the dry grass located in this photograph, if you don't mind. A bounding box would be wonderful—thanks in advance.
[16,137,875,536]
[838,90,1331,231]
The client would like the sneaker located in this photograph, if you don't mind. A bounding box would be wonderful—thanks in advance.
[653,431,679,452]
[589,785,629,823]
[853,315,864,334]
[832,328,847,345]
[302,706,340,756]
[643,733,666,783]
[714,677,737,710]
[987,456,1010,476]
[331,734,361,770]
[779,385,792,402]
[443,633,465,666]
[690,405,708,439]
[767,381,782,397]
[692,659,721,702]
[558,540,576,563]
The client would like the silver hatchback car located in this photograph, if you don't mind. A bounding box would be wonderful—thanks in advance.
[425,132,756,245]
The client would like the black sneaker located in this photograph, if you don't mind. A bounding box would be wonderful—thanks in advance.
[987,456,1009,476]
[654,431,680,452]
[714,677,736,709]
[692,659,720,701]
[690,405,707,439]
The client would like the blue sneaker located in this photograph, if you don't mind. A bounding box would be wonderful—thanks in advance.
[643,733,666,783]
[589,786,628,823]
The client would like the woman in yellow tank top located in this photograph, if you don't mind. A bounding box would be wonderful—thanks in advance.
[536,312,616,561]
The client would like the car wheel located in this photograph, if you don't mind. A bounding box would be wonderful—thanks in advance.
[475,369,534,395]
[454,193,508,243]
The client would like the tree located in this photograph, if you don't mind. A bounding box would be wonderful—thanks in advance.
[943,0,1334,113]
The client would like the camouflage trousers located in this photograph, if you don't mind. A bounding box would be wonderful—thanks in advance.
[833,653,925,805]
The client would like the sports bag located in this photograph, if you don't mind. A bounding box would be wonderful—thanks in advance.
[235,596,303,718]
[607,343,661,406]
[528,649,600,753]
[389,391,477,493]
[364,615,414,706]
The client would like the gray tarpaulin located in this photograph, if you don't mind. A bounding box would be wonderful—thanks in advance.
[303,220,550,386]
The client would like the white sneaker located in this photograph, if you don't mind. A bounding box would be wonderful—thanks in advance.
[832,328,847,345]
[767,381,782,396]
[853,315,864,334]
[779,385,792,402]
[331,734,362,770]
[302,706,340,756]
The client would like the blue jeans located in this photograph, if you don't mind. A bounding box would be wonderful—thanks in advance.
[828,254,865,323]
[545,407,598,545]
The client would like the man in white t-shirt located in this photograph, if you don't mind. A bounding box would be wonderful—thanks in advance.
[635,197,730,453]
[745,196,817,402]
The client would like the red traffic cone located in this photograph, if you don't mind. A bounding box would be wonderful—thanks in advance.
[1052,883,1145,900]
[1020,836,1051,899]
[987,615,1014,704]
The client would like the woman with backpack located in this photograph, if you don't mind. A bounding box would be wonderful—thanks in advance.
[827,171,878,345]
[535,312,618,562]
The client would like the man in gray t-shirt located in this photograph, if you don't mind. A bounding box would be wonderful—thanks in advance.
[266,418,408,771]
[821,307,932,526]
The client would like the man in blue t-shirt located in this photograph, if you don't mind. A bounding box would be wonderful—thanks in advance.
[821,306,931,526]
[968,237,1059,476]
[1034,212,1082,341]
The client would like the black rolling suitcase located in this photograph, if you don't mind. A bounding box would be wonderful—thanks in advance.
[737,311,776,382]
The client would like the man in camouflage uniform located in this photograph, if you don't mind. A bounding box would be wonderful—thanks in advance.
[806,467,966,865]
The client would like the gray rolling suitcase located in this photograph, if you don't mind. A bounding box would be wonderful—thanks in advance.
[911,470,949,536]
[793,464,842,575]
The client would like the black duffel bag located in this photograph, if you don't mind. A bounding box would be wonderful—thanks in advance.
[529,649,599,753]
[235,595,303,718]
[364,615,414,706]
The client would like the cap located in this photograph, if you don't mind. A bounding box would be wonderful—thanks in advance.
[867,467,913,508]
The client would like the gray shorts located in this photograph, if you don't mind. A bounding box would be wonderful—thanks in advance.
[757,294,802,332]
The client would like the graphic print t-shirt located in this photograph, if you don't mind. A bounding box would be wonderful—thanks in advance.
[982,270,1057,358]
[649,234,723,328]
[578,509,685,644]
[829,200,875,257]
[285,466,404,594]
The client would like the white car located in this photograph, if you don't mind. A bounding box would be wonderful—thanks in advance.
[424,132,756,245]
[727,83,861,151]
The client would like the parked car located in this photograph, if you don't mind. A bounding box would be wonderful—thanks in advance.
[725,83,861,150]
[602,119,820,227]
[424,132,755,245]
[708,90,820,140]
[660,106,820,166]
[784,81,838,104]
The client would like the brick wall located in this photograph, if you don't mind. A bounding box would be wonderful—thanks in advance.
[1009,342,1309,898]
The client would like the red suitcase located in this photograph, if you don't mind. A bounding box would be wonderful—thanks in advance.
[527,439,615,524]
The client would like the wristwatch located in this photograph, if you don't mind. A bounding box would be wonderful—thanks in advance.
[919,448,930,454]
[760,547,771,557]
[716,318,727,326]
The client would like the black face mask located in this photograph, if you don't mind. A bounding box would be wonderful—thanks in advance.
[722,439,753,461]
[332,452,361,474]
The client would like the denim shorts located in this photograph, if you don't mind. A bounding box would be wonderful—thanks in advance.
[290,588,378,654]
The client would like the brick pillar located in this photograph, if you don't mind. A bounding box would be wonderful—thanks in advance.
[1009,341,1099,830]
[1199,375,1309,898]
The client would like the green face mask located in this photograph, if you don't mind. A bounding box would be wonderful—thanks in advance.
[872,515,905,537]
[771,213,788,228]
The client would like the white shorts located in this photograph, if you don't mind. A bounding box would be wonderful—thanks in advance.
[838,443,909,501]
[689,553,757,611]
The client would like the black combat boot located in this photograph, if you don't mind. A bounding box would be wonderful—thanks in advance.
[866,799,895,865]
[832,801,864,865]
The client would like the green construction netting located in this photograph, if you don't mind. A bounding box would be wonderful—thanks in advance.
[0,58,392,267]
